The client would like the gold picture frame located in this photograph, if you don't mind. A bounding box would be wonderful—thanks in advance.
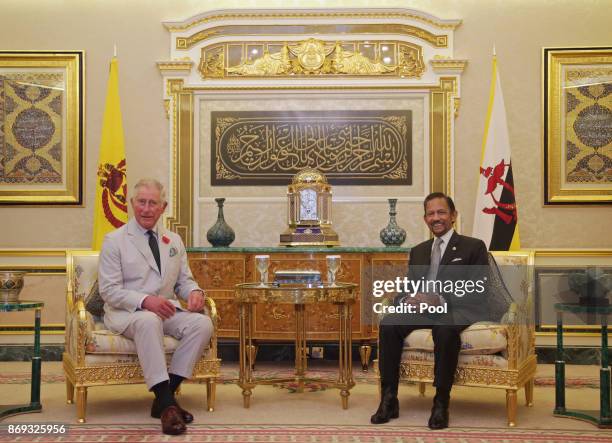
[543,47,612,205]
[0,51,84,205]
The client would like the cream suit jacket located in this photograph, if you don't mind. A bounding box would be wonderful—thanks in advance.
[98,218,201,334]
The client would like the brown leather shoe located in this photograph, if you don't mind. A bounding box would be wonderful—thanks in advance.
[160,405,186,435]
[151,398,194,424]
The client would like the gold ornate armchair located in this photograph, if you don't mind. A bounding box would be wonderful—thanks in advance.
[375,250,536,427]
[63,250,221,422]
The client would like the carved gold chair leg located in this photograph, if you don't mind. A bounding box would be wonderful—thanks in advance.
[206,378,216,412]
[76,386,88,423]
[525,378,534,407]
[66,379,75,404]
[506,389,517,427]
[418,382,426,397]
[359,345,372,372]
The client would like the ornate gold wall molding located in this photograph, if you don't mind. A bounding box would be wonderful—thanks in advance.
[162,79,193,243]
[156,60,194,73]
[430,57,468,72]
[177,23,448,51]
[163,84,457,246]
[158,8,465,246]
[163,9,461,32]
[199,39,425,79]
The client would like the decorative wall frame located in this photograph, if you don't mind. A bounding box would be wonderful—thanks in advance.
[0,51,84,205]
[210,109,413,186]
[543,47,612,205]
[158,9,466,245]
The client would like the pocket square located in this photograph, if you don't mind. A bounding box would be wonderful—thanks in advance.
[451,257,463,262]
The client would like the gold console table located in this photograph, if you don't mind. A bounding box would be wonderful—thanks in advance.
[235,282,357,409]
[188,246,409,370]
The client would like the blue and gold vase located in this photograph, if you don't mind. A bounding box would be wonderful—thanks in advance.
[379,198,406,247]
[206,198,235,247]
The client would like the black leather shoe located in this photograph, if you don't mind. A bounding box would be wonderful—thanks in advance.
[428,396,449,429]
[370,392,399,424]
[152,398,194,424]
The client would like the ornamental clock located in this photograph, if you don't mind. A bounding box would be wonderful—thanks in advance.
[279,169,339,246]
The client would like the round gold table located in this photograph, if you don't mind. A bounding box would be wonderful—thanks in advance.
[234,282,357,409]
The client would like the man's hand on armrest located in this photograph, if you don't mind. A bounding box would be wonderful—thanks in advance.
[187,290,205,312]
[142,295,176,319]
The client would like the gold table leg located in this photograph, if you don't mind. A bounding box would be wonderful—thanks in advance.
[338,302,353,409]
[239,303,254,408]
[294,304,307,393]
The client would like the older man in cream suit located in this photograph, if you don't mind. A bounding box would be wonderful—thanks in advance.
[98,178,213,435]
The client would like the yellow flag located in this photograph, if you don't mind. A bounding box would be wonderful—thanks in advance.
[92,57,128,250]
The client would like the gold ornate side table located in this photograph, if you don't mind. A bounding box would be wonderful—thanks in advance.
[234,282,357,409]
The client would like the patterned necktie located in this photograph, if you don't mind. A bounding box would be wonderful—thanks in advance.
[147,230,161,273]
[427,237,443,281]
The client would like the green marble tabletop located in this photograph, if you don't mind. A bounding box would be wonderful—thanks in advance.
[188,246,411,253]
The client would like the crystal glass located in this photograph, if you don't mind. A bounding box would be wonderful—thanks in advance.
[255,255,270,287]
[326,255,341,286]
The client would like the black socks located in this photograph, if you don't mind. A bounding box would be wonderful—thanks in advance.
[151,380,175,411]
[152,374,186,411]
[169,373,185,394]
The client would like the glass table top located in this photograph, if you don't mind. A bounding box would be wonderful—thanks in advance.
[554,302,612,315]
[0,300,44,312]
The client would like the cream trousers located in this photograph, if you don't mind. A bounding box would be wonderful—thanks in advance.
[123,310,213,389]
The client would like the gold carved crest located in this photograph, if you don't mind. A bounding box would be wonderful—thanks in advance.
[289,39,335,72]
[199,38,425,78]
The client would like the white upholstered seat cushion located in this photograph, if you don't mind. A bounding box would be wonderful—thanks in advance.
[403,321,508,355]
[400,350,508,368]
[85,321,208,355]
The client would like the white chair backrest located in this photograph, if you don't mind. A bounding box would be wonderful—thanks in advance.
[492,251,533,304]
[69,251,100,299]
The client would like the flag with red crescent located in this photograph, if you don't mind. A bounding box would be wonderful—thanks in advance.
[472,54,520,251]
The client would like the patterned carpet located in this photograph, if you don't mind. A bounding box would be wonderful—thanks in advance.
[0,423,608,442]
[0,366,601,391]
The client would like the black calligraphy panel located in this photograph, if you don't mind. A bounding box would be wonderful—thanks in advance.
[211,110,412,186]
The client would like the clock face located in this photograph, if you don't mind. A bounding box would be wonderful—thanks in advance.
[299,188,318,221]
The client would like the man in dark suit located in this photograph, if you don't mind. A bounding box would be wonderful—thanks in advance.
[371,192,489,429]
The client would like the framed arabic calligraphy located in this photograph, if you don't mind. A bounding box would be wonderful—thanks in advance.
[211,110,412,186]
[543,47,612,205]
[0,51,84,205]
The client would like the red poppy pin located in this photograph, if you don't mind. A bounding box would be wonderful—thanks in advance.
[162,235,170,245]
